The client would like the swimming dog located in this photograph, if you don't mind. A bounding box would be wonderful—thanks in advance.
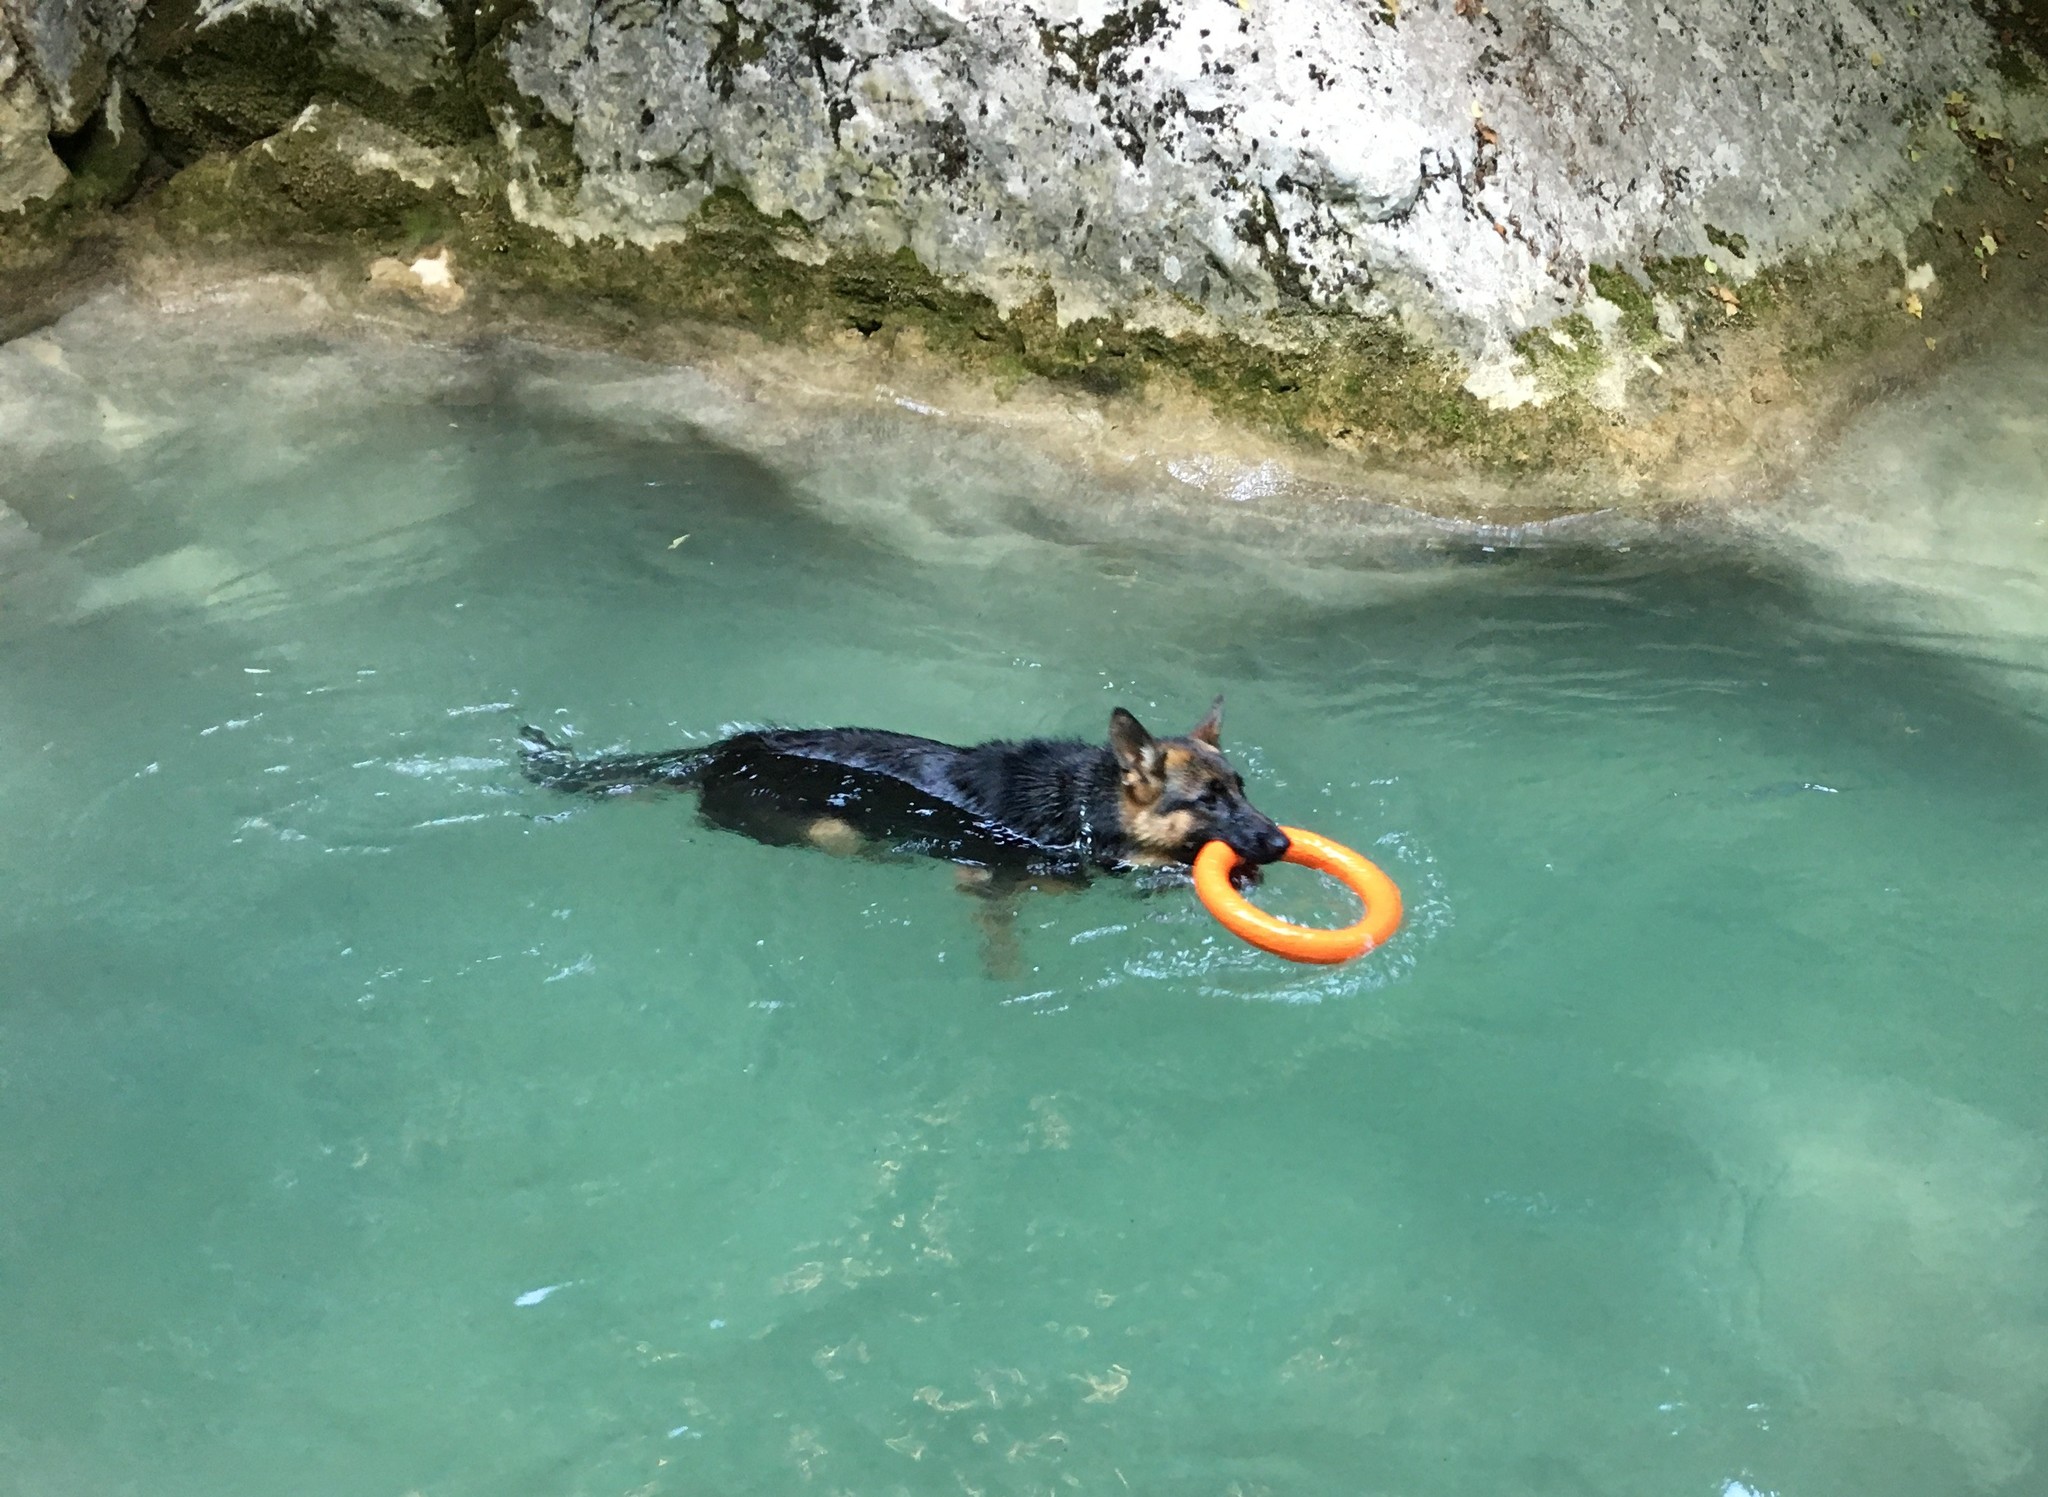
[517,698,1288,882]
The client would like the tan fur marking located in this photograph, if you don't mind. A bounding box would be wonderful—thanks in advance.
[1163,750,1228,799]
[805,816,865,856]
[1121,800,1200,861]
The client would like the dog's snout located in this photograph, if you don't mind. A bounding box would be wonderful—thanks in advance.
[1227,818,1289,865]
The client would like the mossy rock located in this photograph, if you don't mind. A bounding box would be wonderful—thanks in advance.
[125,0,492,165]
[51,88,155,211]
[1586,264,1663,351]
[125,0,330,160]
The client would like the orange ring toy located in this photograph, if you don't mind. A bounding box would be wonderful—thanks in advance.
[1192,826,1402,964]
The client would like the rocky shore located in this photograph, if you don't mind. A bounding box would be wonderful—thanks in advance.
[4,0,2046,516]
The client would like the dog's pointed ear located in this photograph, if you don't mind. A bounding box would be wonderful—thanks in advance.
[1189,694,1224,748]
[1109,707,1159,776]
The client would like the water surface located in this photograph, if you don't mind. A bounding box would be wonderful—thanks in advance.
[1,296,2045,1497]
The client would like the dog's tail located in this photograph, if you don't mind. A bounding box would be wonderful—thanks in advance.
[517,725,714,796]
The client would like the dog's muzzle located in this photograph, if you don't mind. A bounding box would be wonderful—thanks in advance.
[1233,822,1291,865]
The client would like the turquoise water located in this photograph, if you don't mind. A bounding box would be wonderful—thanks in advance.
[2,306,2046,1496]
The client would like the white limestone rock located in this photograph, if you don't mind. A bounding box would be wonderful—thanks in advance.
[500,0,2014,354]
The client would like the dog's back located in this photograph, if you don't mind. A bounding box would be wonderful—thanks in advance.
[520,724,1106,869]
[518,700,1288,873]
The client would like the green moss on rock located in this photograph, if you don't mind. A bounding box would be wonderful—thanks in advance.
[126,0,330,160]
[1514,312,1606,397]
[1585,264,1662,351]
[52,88,154,211]
[126,0,489,165]
[133,131,1598,476]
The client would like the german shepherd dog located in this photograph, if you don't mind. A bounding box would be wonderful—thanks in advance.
[518,699,1288,969]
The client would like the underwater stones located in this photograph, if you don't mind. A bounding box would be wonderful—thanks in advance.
[1674,1055,2048,1489]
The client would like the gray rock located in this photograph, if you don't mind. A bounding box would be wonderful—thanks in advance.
[6,0,148,133]
[1,21,69,209]
[501,0,2016,358]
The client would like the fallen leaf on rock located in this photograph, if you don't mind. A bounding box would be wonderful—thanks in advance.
[1903,291,1923,318]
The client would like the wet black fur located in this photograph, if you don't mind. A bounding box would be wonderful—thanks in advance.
[517,705,1288,878]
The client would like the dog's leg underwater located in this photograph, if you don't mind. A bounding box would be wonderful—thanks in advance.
[952,866,1089,979]
[956,868,1027,980]
[517,726,712,796]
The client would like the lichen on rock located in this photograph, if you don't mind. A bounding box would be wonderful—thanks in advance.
[500,0,2026,354]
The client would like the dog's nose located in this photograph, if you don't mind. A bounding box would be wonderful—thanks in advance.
[1254,825,1291,863]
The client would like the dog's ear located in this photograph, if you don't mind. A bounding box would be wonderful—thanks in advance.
[1109,708,1160,778]
[1189,694,1224,748]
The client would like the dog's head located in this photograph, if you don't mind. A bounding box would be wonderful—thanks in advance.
[1108,697,1290,867]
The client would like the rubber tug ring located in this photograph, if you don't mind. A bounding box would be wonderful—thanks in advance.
[1193,826,1403,965]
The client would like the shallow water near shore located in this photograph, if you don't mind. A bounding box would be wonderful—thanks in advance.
[2,294,2046,1496]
